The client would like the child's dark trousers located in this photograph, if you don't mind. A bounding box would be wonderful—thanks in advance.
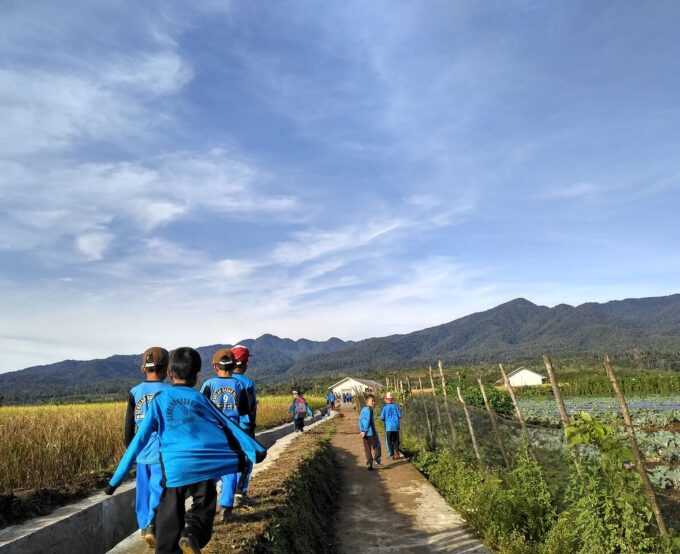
[155,478,217,554]
[294,415,305,431]
[387,431,401,457]
[362,434,380,464]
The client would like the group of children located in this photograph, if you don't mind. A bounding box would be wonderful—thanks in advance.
[108,345,264,554]
[359,391,402,470]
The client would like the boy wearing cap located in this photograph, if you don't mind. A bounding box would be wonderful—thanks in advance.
[359,394,382,470]
[231,345,257,507]
[106,347,266,554]
[200,349,249,520]
[288,388,314,432]
[124,347,170,547]
[380,391,402,460]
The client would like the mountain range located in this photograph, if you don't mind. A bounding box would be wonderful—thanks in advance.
[2,294,680,403]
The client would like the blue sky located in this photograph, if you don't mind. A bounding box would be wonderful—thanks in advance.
[1,1,680,372]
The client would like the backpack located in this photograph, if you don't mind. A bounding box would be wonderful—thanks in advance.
[295,398,308,414]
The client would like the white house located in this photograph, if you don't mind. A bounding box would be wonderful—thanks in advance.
[495,367,547,387]
[328,377,385,397]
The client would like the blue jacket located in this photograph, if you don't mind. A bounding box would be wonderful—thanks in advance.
[288,397,313,419]
[380,403,402,432]
[200,376,247,423]
[125,381,170,464]
[233,372,257,432]
[359,406,377,437]
[110,385,266,489]
[326,392,336,403]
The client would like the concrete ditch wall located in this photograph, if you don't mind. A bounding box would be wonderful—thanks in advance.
[0,409,330,554]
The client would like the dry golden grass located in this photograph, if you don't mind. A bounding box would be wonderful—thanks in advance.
[0,395,325,493]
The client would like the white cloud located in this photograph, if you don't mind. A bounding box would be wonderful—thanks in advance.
[76,232,114,261]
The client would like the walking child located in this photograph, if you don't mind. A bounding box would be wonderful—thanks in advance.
[380,391,402,459]
[288,388,313,432]
[231,345,257,508]
[106,347,266,554]
[359,394,382,470]
[124,346,170,548]
[200,349,250,521]
[326,390,336,413]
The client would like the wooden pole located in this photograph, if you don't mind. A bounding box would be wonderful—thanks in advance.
[604,356,668,536]
[429,366,443,425]
[477,377,511,468]
[418,377,434,449]
[543,355,570,430]
[457,386,483,464]
[438,361,458,442]
[499,363,534,452]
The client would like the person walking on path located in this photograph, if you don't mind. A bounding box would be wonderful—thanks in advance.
[359,393,382,470]
[288,388,313,432]
[231,345,257,508]
[326,390,336,413]
[380,391,402,460]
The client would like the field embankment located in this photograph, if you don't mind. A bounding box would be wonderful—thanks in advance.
[204,422,338,554]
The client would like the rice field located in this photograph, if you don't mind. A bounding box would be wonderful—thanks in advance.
[0,395,325,494]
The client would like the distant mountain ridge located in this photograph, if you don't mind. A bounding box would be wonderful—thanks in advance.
[2,293,680,403]
[0,335,352,403]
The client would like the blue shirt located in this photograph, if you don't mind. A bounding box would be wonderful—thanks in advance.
[359,406,377,437]
[128,381,170,464]
[200,376,246,423]
[233,372,257,432]
[380,403,402,432]
[110,385,266,489]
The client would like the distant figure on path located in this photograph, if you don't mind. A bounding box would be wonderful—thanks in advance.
[326,390,336,413]
[107,347,266,554]
[380,391,402,460]
[359,393,382,470]
[200,349,250,522]
[124,346,170,548]
[289,388,314,432]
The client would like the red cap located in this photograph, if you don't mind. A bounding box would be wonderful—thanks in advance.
[231,345,250,366]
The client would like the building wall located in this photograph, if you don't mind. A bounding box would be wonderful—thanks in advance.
[509,369,544,387]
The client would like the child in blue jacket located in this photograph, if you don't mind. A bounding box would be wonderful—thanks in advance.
[326,391,336,413]
[359,394,382,470]
[231,345,256,508]
[380,391,402,459]
[124,347,171,548]
[106,347,266,554]
[289,388,313,432]
[200,348,249,520]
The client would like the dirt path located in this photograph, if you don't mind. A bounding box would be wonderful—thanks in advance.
[332,405,488,553]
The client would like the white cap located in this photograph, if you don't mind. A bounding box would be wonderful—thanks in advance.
[385,391,393,399]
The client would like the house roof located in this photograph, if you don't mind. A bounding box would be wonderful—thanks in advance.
[328,377,385,390]
[494,366,547,385]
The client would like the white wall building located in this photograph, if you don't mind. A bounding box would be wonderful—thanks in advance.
[328,377,385,397]
[495,367,547,387]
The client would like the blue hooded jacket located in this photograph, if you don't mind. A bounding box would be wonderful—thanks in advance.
[200,376,247,423]
[380,403,402,432]
[232,372,257,432]
[127,381,170,465]
[359,406,377,437]
[109,385,266,489]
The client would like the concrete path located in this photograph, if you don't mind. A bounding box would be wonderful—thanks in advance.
[108,411,338,553]
[332,406,488,553]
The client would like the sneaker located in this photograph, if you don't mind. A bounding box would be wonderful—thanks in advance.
[220,507,234,522]
[233,493,243,507]
[178,534,201,554]
[144,525,156,548]
[367,461,373,471]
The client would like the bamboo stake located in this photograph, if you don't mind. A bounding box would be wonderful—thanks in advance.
[438,361,458,442]
[429,365,443,425]
[405,375,420,440]
[543,355,570,430]
[499,363,536,458]
[477,377,511,468]
[418,377,434,449]
[457,386,483,464]
[604,356,668,536]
